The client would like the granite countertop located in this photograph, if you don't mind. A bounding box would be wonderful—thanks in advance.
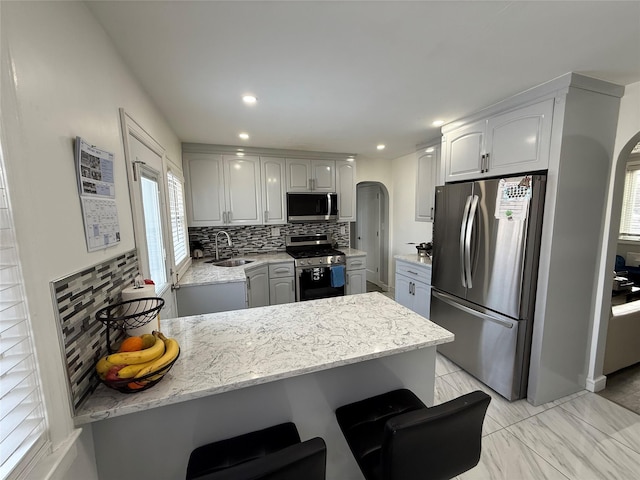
[395,253,433,267]
[74,292,453,425]
[179,249,366,287]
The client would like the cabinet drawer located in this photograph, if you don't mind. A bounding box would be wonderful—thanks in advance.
[269,262,295,278]
[396,260,431,285]
[346,256,366,271]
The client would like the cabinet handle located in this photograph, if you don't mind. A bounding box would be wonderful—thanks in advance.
[407,270,418,276]
[480,154,486,173]
[485,153,490,172]
[247,276,251,290]
[228,211,233,222]
[264,210,269,222]
[291,279,294,291]
[222,211,227,223]
[430,207,434,219]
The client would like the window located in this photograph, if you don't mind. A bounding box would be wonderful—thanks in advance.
[167,170,188,268]
[140,169,167,287]
[619,157,640,241]
[0,155,48,479]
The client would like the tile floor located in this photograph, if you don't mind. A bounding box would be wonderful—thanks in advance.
[434,353,640,479]
[597,362,640,415]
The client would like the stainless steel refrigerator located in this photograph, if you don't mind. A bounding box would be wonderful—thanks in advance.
[430,174,546,401]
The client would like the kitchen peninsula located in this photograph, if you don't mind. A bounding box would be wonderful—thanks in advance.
[76,293,453,480]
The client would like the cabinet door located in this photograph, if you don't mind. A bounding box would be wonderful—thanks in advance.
[311,160,336,192]
[395,274,414,311]
[415,148,437,222]
[247,265,269,308]
[336,160,356,221]
[184,153,225,226]
[485,98,554,177]
[286,158,311,192]
[346,269,366,295]
[261,157,286,224]
[413,282,431,319]
[444,119,486,183]
[223,155,262,225]
[269,277,295,305]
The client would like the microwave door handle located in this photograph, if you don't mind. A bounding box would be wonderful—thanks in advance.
[465,195,479,288]
[327,193,332,219]
[460,195,473,288]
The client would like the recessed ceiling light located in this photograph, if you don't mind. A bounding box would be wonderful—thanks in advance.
[239,132,249,140]
[236,152,245,157]
[432,120,445,127]
[346,157,354,162]
[242,95,257,104]
[377,144,385,150]
[426,147,435,153]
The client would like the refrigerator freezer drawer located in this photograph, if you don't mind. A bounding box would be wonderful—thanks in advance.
[431,290,529,400]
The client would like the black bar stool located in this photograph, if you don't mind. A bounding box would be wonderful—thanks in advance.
[186,422,326,480]
[335,389,490,480]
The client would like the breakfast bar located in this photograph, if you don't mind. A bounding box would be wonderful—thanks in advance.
[76,292,453,480]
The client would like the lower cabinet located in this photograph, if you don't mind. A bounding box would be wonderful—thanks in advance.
[395,259,432,319]
[246,264,270,308]
[268,262,295,305]
[176,282,247,317]
[346,255,367,295]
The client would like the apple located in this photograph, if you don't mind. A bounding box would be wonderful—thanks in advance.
[105,364,126,382]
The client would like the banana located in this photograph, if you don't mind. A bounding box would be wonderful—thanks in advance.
[115,356,160,379]
[134,332,180,379]
[95,356,117,379]
[106,332,165,365]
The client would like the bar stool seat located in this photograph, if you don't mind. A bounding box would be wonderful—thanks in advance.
[336,388,490,480]
[186,422,326,480]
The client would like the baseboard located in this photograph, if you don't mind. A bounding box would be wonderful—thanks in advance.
[586,375,607,392]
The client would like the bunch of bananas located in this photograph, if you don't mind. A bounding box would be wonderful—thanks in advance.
[96,331,180,390]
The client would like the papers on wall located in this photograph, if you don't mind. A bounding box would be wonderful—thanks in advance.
[75,137,121,251]
[494,176,531,221]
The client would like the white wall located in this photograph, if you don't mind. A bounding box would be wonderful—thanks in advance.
[589,81,640,389]
[1,1,181,477]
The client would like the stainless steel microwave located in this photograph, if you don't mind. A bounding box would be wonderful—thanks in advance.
[287,193,338,222]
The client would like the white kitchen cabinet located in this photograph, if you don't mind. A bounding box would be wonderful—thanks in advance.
[443,98,554,182]
[336,160,356,221]
[415,145,438,222]
[268,261,296,305]
[176,282,247,316]
[346,255,367,295]
[394,258,431,319]
[261,157,287,224]
[285,158,335,192]
[246,264,269,308]
[184,152,262,226]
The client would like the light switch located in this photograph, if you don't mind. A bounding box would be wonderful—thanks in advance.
[271,227,280,237]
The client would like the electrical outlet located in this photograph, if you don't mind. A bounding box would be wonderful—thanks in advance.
[271,227,280,237]
[340,226,346,235]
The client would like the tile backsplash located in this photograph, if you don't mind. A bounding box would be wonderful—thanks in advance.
[51,249,139,412]
[189,222,350,258]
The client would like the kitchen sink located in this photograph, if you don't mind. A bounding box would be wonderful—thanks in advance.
[205,258,254,267]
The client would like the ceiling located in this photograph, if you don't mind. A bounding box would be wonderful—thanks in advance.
[87,1,640,161]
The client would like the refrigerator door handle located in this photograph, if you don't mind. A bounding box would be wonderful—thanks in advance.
[432,290,514,329]
[465,195,479,288]
[459,195,473,287]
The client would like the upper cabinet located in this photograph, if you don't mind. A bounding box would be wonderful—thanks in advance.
[415,144,439,222]
[336,160,356,222]
[286,158,335,192]
[184,152,263,226]
[261,157,287,224]
[443,99,554,182]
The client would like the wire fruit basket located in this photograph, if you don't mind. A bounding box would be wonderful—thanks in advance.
[96,297,165,353]
[98,348,180,394]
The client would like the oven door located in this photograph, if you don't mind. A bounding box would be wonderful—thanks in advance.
[296,265,345,301]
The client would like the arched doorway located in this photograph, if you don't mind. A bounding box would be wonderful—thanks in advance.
[590,133,640,394]
[354,181,389,290]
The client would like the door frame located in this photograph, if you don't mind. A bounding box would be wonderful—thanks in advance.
[355,181,390,290]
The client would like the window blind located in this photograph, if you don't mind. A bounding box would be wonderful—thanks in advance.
[0,157,48,479]
[619,159,640,240]
[167,170,188,267]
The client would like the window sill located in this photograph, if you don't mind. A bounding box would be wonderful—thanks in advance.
[24,429,82,480]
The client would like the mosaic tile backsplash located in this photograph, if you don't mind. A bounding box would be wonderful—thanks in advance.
[189,222,351,259]
[51,249,139,412]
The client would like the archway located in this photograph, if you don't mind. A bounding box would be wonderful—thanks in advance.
[354,181,390,290]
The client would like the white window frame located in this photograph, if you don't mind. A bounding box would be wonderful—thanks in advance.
[166,167,189,278]
[0,148,49,480]
[619,155,640,242]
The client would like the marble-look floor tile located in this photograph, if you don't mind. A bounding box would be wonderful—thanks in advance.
[507,406,640,479]
[539,389,589,409]
[434,376,502,436]
[559,393,640,454]
[439,370,547,428]
[435,352,461,377]
[459,429,568,480]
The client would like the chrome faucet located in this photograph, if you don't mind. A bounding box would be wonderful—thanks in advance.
[214,231,232,261]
